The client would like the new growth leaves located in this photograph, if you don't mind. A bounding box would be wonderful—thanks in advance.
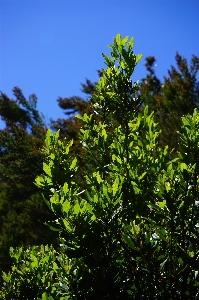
[92,34,142,126]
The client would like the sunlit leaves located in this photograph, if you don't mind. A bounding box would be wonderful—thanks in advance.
[0,245,71,299]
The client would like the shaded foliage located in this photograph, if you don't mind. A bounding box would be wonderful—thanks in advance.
[0,88,59,284]
[140,53,199,150]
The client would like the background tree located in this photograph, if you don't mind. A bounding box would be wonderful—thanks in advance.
[0,87,59,283]
[140,53,199,150]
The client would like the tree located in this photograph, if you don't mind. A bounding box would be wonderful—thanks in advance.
[0,88,59,283]
[50,72,103,190]
[50,52,199,159]
[34,34,199,299]
[140,53,199,150]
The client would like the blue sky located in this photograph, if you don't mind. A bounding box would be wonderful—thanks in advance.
[1,0,199,128]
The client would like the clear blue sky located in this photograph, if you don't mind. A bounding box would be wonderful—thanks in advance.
[1,0,199,128]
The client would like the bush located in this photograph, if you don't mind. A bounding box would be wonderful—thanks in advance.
[0,244,71,300]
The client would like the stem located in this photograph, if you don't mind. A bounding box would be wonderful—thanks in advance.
[181,177,189,297]
[169,212,174,298]
[124,117,129,214]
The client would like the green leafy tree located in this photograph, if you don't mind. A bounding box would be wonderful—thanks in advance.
[51,52,199,163]
[34,34,199,298]
[1,33,199,299]
[50,72,103,191]
[0,88,59,283]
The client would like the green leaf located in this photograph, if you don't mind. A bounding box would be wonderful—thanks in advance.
[45,222,61,232]
[121,35,129,46]
[157,200,167,209]
[62,200,71,214]
[178,257,183,266]
[63,182,69,195]
[30,254,38,268]
[74,201,80,215]
[180,162,188,171]
[138,172,147,180]
[70,157,77,170]
[131,181,141,194]
[43,163,52,177]
[127,37,134,51]
[123,234,137,251]
[93,171,103,184]
[136,53,142,63]
[112,177,119,196]
[62,219,74,234]
[115,33,121,46]
[41,292,48,300]
[45,129,53,148]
